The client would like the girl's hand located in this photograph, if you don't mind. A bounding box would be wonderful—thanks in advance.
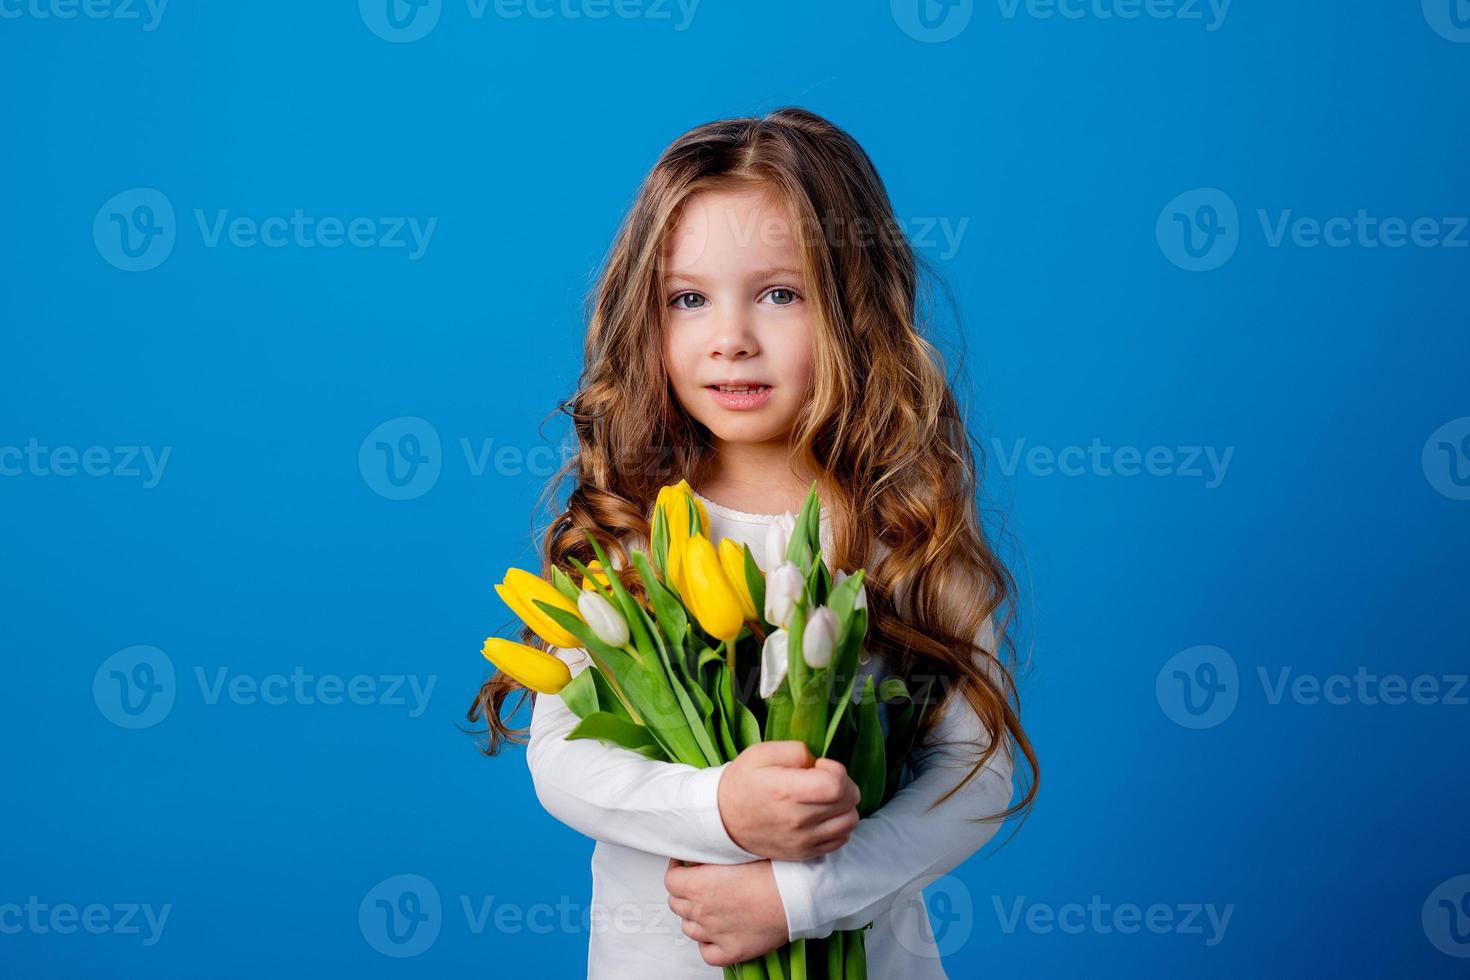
[664,858,789,967]
[716,741,861,860]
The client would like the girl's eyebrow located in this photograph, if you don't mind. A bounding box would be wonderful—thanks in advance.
[664,265,805,285]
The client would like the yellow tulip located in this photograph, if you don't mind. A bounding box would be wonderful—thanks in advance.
[682,534,745,642]
[655,480,710,595]
[718,538,759,621]
[481,637,572,694]
[580,559,612,592]
[494,568,582,648]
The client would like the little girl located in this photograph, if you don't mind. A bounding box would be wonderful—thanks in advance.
[470,106,1038,978]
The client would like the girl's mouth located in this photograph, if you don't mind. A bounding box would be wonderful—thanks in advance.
[706,384,773,410]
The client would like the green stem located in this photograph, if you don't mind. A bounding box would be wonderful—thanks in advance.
[789,938,807,980]
[722,638,738,727]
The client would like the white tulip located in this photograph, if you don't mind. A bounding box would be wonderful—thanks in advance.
[763,512,797,572]
[834,568,867,611]
[577,590,629,648]
[802,607,839,669]
[759,628,790,699]
[764,561,803,630]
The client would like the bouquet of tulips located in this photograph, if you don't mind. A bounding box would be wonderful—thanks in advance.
[482,480,930,980]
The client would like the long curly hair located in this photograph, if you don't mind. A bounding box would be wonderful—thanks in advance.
[468,106,1037,823]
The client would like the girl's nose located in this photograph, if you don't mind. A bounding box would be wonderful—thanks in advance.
[710,310,758,360]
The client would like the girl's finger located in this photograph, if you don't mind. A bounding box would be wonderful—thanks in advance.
[679,917,711,943]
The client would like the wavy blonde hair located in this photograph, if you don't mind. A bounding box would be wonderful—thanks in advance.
[469,106,1037,823]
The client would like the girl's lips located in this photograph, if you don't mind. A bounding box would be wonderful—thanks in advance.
[706,385,773,410]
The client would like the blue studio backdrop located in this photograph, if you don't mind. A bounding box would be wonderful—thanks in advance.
[3,2,1468,977]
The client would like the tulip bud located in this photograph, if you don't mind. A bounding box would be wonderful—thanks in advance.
[577,590,629,648]
[759,628,790,699]
[763,512,797,572]
[802,607,839,669]
[495,568,582,649]
[834,568,868,611]
[481,637,573,694]
[764,561,803,630]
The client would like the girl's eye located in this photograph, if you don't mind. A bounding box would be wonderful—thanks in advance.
[671,292,708,310]
[762,287,800,306]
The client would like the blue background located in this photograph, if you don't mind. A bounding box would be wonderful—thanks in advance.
[3,1,1468,976]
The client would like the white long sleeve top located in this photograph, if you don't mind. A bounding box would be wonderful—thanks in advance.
[525,490,1016,979]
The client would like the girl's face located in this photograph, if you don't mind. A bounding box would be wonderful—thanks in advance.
[661,186,814,447]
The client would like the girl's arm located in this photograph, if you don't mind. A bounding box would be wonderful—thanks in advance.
[525,646,765,865]
[768,642,1017,941]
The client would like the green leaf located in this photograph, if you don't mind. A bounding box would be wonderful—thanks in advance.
[736,702,762,751]
[537,598,710,768]
[551,566,580,603]
[559,668,600,719]
[741,543,766,624]
[789,669,829,759]
[711,666,739,760]
[822,606,869,754]
[851,677,886,816]
[764,684,793,741]
[567,712,666,760]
